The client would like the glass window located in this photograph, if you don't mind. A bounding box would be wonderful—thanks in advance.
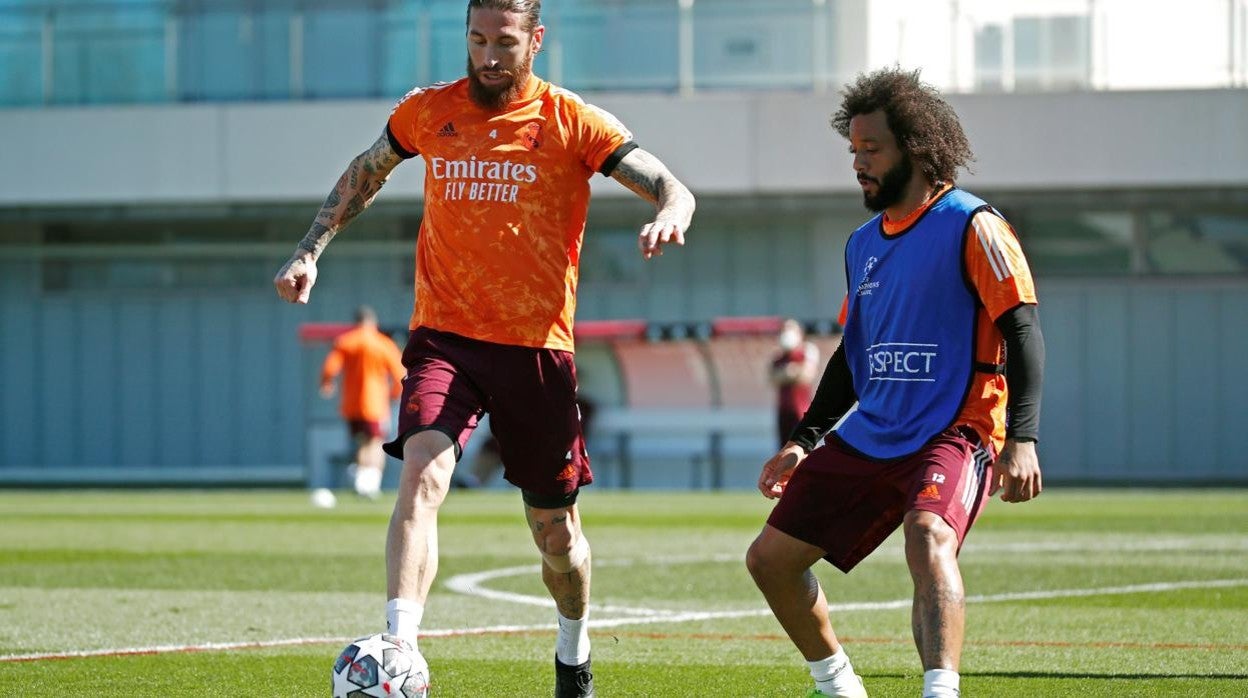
[580,227,645,288]
[553,2,679,92]
[692,0,813,90]
[1013,15,1090,91]
[0,8,45,106]
[1016,210,1136,276]
[51,5,167,105]
[1144,212,1248,275]
[973,23,1005,92]
[1047,15,1090,90]
[303,6,380,99]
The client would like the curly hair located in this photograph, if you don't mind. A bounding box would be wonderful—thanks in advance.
[830,67,974,184]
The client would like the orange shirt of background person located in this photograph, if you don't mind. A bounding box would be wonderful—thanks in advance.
[321,323,405,424]
[387,76,632,353]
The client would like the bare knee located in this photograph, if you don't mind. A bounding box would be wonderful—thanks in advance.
[745,535,774,582]
[394,433,456,518]
[527,506,588,573]
[746,530,811,587]
[904,511,959,569]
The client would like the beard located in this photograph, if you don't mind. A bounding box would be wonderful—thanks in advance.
[860,155,913,212]
[466,52,533,111]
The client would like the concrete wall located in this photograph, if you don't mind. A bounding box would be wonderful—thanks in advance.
[2,88,1246,208]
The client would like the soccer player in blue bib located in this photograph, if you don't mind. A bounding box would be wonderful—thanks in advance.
[746,67,1046,698]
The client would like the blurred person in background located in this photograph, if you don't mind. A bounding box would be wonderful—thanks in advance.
[770,318,821,449]
[747,67,1045,698]
[273,1,694,695]
[320,305,405,499]
[456,396,597,489]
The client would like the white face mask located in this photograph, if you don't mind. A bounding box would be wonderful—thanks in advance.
[779,329,801,351]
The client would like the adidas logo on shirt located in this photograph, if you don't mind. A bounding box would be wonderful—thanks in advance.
[436,122,457,137]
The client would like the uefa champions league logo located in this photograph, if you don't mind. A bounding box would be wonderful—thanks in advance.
[857,256,881,297]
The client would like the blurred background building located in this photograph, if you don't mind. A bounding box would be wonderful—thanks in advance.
[1,0,1246,486]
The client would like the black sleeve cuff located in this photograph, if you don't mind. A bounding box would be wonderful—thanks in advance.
[599,141,639,176]
[787,342,856,451]
[996,303,1044,443]
[386,123,418,159]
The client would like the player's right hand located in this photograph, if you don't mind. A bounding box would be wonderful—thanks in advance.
[757,443,807,499]
[274,253,318,304]
[638,219,686,260]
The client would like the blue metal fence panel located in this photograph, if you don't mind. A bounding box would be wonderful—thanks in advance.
[117,297,159,467]
[0,263,39,466]
[1035,285,1086,477]
[1172,289,1220,474]
[153,296,198,465]
[37,298,76,467]
[1133,284,1178,474]
[2,250,1247,483]
[1083,288,1132,473]
[1216,287,1248,476]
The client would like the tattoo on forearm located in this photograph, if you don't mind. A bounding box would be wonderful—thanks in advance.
[296,132,401,257]
[611,149,696,229]
[297,222,334,257]
[322,188,342,214]
[344,193,368,221]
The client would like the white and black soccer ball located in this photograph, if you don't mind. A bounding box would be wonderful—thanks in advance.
[331,633,429,697]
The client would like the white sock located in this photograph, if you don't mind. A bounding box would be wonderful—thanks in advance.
[809,649,858,695]
[355,467,382,496]
[386,598,424,650]
[555,610,590,666]
[923,668,960,697]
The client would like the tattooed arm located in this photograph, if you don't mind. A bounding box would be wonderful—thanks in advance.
[610,148,696,260]
[273,130,406,303]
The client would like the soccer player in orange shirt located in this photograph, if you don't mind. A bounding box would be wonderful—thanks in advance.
[319,305,405,499]
[746,68,1045,698]
[273,2,695,695]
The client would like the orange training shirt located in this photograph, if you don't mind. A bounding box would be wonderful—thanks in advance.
[875,186,1038,455]
[387,76,634,352]
[320,326,405,423]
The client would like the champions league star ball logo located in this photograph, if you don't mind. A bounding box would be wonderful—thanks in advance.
[857,256,881,297]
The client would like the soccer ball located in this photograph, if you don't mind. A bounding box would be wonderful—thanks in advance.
[331,633,429,697]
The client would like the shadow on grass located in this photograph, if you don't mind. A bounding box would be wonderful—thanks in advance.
[964,672,1248,680]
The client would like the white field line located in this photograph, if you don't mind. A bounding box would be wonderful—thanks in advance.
[3,575,1245,663]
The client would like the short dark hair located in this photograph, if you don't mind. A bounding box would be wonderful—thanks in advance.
[466,0,541,33]
[830,66,973,184]
[354,305,377,324]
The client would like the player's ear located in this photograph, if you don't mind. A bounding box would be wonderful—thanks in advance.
[530,24,545,55]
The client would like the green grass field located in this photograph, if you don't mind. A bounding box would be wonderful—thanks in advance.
[1,488,1245,697]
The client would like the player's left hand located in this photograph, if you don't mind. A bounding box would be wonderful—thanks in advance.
[757,442,807,499]
[638,219,685,260]
[991,438,1042,503]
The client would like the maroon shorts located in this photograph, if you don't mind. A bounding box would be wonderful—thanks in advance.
[767,426,994,573]
[382,327,592,502]
[347,419,385,440]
